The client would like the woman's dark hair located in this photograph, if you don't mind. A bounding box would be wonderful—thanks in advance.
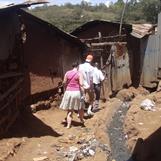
[72,62,79,68]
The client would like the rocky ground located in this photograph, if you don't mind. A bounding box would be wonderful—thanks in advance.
[1,86,161,161]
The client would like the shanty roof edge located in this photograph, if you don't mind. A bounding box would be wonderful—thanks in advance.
[19,9,86,48]
[0,1,48,11]
[131,24,156,39]
[71,19,132,35]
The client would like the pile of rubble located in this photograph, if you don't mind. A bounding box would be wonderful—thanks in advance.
[54,137,111,161]
[30,94,62,113]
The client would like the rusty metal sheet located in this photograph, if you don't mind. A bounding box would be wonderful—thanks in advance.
[0,1,48,10]
[141,34,159,87]
[157,13,161,35]
[157,13,161,75]
[131,24,154,39]
[0,13,19,60]
[112,45,131,91]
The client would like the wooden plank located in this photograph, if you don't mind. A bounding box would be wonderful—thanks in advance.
[0,116,9,126]
[4,111,19,134]
[0,106,12,125]
[89,42,127,47]
[0,78,23,102]
[98,32,104,69]
[0,72,23,79]
[90,49,104,51]
[0,88,22,112]
[81,34,126,42]
[0,105,19,134]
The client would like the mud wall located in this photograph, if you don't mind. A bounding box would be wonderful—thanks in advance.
[21,12,83,102]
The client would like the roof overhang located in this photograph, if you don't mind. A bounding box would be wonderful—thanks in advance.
[131,24,156,39]
[71,20,132,36]
[0,0,48,11]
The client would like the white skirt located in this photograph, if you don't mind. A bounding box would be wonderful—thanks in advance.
[60,91,83,110]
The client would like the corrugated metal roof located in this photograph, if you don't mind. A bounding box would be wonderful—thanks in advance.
[71,20,132,36]
[19,9,86,48]
[131,24,156,39]
[0,0,48,10]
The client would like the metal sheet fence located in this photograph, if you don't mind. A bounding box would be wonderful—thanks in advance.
[140,35,160,88]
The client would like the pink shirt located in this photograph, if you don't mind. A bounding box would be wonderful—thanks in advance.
[65,70,80,91]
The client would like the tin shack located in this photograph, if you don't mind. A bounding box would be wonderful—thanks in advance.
[0,3,85,135]
[71,20,132,97]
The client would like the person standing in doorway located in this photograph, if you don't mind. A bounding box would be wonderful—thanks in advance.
[79,53,94,116]
[93,62,105,109]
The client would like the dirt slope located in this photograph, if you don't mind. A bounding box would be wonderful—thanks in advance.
[124,90,161,161]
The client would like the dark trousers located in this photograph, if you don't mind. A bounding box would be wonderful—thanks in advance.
[94,83,101,101]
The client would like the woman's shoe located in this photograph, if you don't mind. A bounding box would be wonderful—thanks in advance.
[61,118,67,124]
[80,119,84,124]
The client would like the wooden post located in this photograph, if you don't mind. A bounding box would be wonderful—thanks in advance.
[98,32,106,100]
[119,0,128,35]
[98,32,103,68]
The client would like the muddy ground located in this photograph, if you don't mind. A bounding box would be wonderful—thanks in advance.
[1,86,161,161]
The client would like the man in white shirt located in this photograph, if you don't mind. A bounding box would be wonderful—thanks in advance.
[93,62,105,109]
[79,54,94,116]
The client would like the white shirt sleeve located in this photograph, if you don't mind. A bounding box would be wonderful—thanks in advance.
[99,70,105,81]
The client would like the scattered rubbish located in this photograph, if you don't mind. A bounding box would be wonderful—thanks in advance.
[121,102,130,109]
[69,146,78,152]
[55,138,110,161]
[114,127,120,130]
[68,153,77,161]
[88,149,95,156]
[140,99,156,111]
[124,134,128,139]
[33,156,48,161]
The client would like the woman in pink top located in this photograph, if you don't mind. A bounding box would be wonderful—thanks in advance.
[60,62,84,128]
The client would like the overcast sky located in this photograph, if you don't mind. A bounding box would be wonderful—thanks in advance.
[0,0,120,7]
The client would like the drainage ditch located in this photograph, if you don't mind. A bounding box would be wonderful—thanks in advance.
[108,102,134,161]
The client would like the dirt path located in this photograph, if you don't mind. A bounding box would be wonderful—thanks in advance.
[1,87,153,161]
[0,99,121,161]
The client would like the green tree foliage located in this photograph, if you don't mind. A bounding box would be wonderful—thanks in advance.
[124,0,144,23]
[140,0,161,23]
[29,0,161,32]
[125,0,161,23]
